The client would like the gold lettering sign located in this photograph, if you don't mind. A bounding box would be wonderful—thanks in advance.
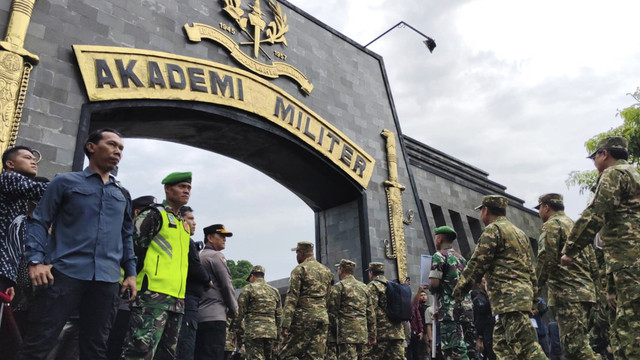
[73,45,374,188]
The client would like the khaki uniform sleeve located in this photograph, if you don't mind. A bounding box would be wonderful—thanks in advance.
[535,221,558,294]
[232,287,249,332]
[282,265,303,329]
[454,224,500,301]
[366,288,376,341]
[564,171,621,257]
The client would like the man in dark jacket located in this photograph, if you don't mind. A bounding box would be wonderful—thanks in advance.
[177,206,211,360]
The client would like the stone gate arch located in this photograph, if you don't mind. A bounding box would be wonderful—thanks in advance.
[3,0,550,287]
[72,100,373,278]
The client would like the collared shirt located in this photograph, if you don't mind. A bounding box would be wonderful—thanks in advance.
[199,245,238,322]
[0,171,48,283]
[25,167,136,282]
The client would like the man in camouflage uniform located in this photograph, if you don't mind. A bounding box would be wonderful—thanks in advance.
[534,193,598,360]
[453,195,547,360]
[123,172,193,360]
[327,259,375,360]
[429,226,476,360]
[561,136,640,359]
[280,241,333,360]
[231,265,282,360]
[364,262,405,360]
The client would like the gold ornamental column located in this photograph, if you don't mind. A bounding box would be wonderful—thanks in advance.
[380,129,408,281]
[0,0,39,155]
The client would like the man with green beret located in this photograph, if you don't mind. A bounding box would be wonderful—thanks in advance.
[231,265,281,360]
[364,261,405,360]
[429,226,477,360]
[280,241,333,360]
[560,136,640,358]
[453,195,547,359]
[123,172,193,359]
[327,259,375,360]
[534,193,598,360]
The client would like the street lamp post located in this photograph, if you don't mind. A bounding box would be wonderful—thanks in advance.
[364,21,436,53]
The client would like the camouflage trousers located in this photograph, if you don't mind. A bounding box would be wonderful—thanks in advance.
[327,341,363,360]
[461,320,478,360]
[244,337,276,360]
[440,321,469,360]
[493,311,547,360]
[362,339,404,360]
[610,298,640,359]
[122,306,183,360]
[556,302,597,360]
[589,298,613,358]
[279,321,328,360]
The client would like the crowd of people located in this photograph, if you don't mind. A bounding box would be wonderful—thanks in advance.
[0,128,639,360]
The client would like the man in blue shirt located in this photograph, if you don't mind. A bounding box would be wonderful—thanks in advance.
[18,128,137,360]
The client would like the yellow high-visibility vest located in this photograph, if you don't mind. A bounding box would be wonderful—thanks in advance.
[136,208,190,298]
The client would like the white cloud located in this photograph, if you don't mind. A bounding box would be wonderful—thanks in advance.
[103,0,640,279]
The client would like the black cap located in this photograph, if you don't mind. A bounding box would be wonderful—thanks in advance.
[203,224,233,237]
[132,195,156,210]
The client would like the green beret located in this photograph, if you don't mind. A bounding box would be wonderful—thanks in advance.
[434,226,457,240]
[588,136,628,158]
[474,195,508,210]
[534,193,563,210]
[161,172,192,185]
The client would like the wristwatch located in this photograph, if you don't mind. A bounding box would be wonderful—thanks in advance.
[28,260,42,267]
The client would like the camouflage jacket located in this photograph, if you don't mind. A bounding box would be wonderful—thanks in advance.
[327,274,375,344]
[563,159,640,305]
[454,216,537,315]
[536,211,597,306]
[281,257,333,329]
[429,247,473,322]
[367,275,405,341]
[232,278,282,340]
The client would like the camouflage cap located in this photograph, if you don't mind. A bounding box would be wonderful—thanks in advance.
[587,136,628,158]
[533,193,563,210]
[474,195,508,210]
[291,241,314,252]
[246,265,265,280]
[366,262,384,273]
[434,226,457,240]
[334,259,356,272]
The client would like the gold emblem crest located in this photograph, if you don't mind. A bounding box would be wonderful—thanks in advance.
[184,0,313,94]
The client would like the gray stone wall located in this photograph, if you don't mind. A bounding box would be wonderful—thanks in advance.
[1,0,539,288]
[413,168,542,256]
[1,0,426,278]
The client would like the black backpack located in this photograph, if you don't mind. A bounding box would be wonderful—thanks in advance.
[376,279,412,323]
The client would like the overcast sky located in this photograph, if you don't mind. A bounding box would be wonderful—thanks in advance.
[113,0,640,280]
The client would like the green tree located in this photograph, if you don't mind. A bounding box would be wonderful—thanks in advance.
[227,259,253,289]
[566,87,640,193]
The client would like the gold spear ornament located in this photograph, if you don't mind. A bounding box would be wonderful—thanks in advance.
[247,0,266,58]
[0,0,39,155]
[380,129,408,281]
